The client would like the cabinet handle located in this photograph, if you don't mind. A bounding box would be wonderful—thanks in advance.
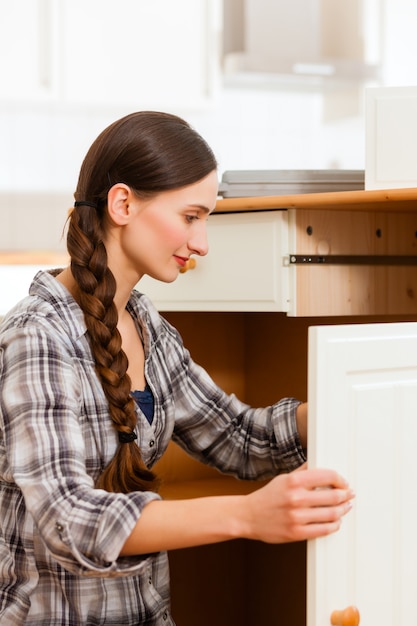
[330,606,360,626]
[179,258,197,274]
[38,0,52,89]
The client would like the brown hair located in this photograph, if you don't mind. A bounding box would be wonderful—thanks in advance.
[66,111,217,493]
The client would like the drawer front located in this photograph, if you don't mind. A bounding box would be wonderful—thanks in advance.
[138,211,290,311]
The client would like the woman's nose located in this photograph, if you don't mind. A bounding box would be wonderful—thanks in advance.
[188,224,209,256]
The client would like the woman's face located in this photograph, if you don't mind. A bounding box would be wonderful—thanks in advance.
[116,170,219,283]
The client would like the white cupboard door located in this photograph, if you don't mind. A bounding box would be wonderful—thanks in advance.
[365,86,417,190]
[60,0,221,110]
[0,0,59,102]
[307,321,417,626]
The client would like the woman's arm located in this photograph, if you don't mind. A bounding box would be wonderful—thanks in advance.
[120,466,354,555]
[296,402,308,449]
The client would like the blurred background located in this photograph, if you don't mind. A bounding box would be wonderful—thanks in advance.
[0,0,416,251]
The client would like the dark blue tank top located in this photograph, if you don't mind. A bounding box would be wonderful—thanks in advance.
[131,384,154,425]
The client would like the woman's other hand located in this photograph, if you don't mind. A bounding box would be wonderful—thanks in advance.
[243,466,354,543]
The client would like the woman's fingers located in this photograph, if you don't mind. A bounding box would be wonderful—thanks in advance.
[291,466,350,491]
[245,467,354,544]
[290,497,353,527]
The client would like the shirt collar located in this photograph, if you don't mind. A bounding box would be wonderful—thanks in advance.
[28,270,152,347]
[28,269,88,341]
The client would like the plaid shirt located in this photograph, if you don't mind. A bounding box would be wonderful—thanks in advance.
[0,271,305,625]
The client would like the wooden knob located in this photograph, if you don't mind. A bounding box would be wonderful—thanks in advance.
[179,258,197,273]
[331,606,360,626]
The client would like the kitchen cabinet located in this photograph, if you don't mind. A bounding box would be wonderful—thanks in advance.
[0,0,59,102]
[218,186,417,317]
[153,187,417,625]
[59,0,221,110]
[224,0,380,82]
[365,86,417,190]
[142,187,417,316]
[161,309,417,626]
[0,0,221,110]
[160,313,417,626]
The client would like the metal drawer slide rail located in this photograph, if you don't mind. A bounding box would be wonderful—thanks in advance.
[289,255,417,265]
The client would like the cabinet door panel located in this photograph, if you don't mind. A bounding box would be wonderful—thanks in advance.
[0,0,59,101]
[61,0,220,109]
[307,322,417,626]
[366,86,417,190]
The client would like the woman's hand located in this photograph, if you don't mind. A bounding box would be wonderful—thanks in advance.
[242,466,354,543]
[121,465,354,556]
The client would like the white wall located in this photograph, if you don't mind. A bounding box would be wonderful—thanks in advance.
[0,87,365,196]
[0,0,416,196]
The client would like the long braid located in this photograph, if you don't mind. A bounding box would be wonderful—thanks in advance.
[67,204,158,493]
[67,111,216,494]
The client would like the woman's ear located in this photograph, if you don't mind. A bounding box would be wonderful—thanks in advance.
[107,183,133,225]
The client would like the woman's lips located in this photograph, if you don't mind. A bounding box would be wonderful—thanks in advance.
[173,255,188,267]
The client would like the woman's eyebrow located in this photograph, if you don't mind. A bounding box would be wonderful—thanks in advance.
[187,203,212,214]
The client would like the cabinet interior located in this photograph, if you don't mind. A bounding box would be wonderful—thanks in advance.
[157,310,415,626]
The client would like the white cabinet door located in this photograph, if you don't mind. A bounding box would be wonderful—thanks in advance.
[0,0,220,109]
[138,211,290,312]
[307,322,417,626]
[60,0,220,110]
[365,86,417,190]
[0,0,59,101]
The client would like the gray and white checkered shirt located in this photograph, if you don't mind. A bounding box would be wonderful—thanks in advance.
[0,270,305,625]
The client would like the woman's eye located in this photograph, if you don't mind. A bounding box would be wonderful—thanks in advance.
[185,214,199,223]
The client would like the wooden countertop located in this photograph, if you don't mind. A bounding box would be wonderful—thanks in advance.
[1,187,417,265]
[0,251,68,265]
[215,186,417,212]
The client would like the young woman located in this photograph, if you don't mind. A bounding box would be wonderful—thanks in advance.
[0,111,353,625]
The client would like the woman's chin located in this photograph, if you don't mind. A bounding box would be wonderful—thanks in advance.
[149,271,179,284]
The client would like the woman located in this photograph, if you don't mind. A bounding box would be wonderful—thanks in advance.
[0,111,353,625]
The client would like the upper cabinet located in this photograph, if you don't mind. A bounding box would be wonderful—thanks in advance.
[60,0,221,110]
[223,0,381,86]
[0,0,60,103]
[0,0,222,110]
